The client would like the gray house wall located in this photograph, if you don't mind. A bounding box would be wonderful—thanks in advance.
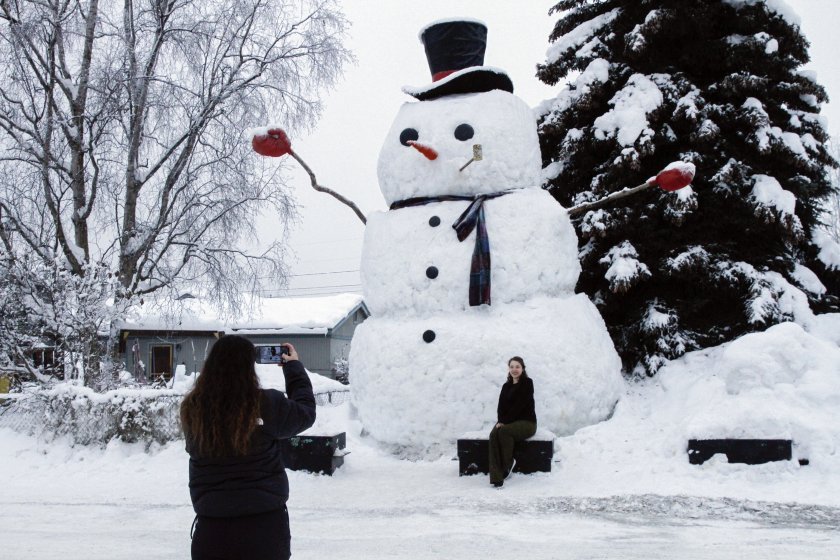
[122,332,221,380]
[235,333,332,376]
[119,302,370,381]
[329,308,366,368]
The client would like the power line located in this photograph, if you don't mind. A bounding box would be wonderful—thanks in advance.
[253,269,360,281]
[282,283,363,291]
[288,269,359,277]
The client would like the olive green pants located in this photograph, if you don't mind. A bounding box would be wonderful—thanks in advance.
[488,420,537,484]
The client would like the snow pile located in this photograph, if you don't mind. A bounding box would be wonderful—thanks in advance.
[556,314,840,495]
[696,323,839,448]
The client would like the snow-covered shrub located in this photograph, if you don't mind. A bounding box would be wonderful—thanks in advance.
[0,372,349,447]
[7,384,183,448]
[331,357,350,385]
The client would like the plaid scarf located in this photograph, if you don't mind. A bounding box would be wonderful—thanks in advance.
[390,191,511,306]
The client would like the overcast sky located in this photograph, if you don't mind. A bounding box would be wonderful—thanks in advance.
[259,0,840,298]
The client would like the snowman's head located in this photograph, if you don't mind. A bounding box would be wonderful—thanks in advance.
[377,90,542,205]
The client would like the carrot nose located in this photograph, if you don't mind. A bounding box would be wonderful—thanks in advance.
[407,140,438,161]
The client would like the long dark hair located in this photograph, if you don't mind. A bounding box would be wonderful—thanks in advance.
[506,355,529,383]
[180,335,261,457]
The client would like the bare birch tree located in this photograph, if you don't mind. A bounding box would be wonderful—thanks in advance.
[0,0,350,386]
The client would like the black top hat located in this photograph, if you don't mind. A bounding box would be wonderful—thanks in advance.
[402,18,514,101]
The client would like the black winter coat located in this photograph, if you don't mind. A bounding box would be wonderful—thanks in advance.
[496,376,537,425]
[186,360,316,518]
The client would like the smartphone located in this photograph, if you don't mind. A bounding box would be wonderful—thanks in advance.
[254,344,290,364]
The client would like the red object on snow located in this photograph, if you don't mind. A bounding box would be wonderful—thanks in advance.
[653,163,695,192]
[252,128,292,157]
[407,140,439,161]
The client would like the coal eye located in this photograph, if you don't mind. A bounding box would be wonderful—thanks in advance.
[400,128,419,146]
[454,123,474,141]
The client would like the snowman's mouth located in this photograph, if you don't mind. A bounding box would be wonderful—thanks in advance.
[407,140,438,161]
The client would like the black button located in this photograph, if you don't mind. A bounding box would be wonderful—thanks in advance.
[428,216,441,227]
[426,266,438,279]
[422,330,436,343]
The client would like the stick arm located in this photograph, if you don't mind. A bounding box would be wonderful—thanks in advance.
[567,180,654,218]
[289,150,367,225]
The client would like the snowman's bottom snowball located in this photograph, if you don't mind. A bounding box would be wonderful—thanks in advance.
[348,294,624,457]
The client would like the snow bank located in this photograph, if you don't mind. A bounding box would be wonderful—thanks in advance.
[555,315,840,503]
[665,322,840,447]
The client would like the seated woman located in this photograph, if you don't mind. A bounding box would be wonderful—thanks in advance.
[489,356,537,487]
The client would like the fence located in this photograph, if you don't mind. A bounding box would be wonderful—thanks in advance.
[0,385,350,448]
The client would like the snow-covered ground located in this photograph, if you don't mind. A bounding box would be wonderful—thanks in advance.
[3,314,839,559]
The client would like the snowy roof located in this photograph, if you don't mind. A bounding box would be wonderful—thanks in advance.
[115,293,367,335]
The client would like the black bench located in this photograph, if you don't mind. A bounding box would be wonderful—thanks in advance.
[687,438,802,465]
[281,432,347,475]
[457,431,554,476]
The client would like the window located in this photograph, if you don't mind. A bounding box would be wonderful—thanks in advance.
[32,348,55,368]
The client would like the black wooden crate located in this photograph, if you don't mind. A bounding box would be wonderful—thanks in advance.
[687,438,792,465]
[281,432,347,475]
[457,438,553,476]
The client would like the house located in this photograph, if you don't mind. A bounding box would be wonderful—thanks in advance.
[115,293,369,381]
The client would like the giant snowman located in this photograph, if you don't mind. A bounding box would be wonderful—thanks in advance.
[349,19,623,457]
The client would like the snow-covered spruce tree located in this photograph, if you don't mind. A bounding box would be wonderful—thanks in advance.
[826,139,840,243]
[537,0,840,375]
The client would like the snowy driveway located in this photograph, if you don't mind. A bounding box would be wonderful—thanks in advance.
[4,493,840,559]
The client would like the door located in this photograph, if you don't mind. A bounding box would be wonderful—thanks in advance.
[150,345,173,380]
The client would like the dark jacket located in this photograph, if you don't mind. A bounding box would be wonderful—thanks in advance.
[186,360,316,518]
[496,376,537,425]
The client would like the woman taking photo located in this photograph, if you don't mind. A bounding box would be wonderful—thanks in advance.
[181,335,315,560]
[489,356,537,487]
